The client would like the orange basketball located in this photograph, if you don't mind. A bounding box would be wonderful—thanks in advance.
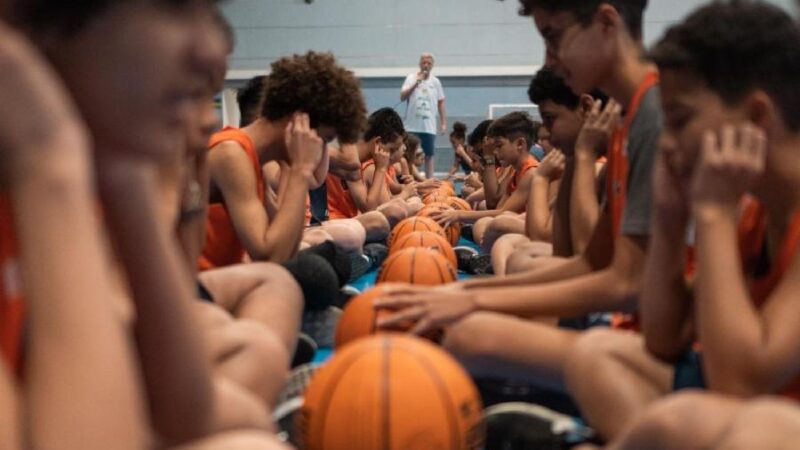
[390,231,457,268]
[335,286,397,348]
[334,285,441,347]
[417,204,462,246]
[298,334,485,450]
[377,247,457,285]
[437,182,456,196]
[446,196,473,212]
[423,192,450,205]
[388,216,445,247]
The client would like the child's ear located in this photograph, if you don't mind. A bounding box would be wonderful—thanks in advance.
[746,90,775,131]
[578,94,595,119]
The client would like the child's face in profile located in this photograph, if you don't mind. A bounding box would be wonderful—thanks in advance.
[414,151,424,166]
[659,68,750,183]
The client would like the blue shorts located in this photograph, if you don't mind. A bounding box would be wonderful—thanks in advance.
[412,132,436,157]
[673,350,706,391]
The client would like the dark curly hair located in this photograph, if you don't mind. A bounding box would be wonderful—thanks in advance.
[468,119,493,147]
[651,0,800,131]
[12,0,219,35]
[487,112,537,149]
[363,107,405,143]
[261,51,367,144]
[450,121,468,141]
[518,0,647,40]
[238,75,265,127]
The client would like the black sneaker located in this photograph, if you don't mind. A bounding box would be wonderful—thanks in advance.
[484,402,596,450]
[301,306,342,348]
[275,363,323,445]
[348,252,372,282]
[454,246,479,272]
[461,224,475,242]
[291,333,318,369]
[363,242,389,270]
[469,254,494,275]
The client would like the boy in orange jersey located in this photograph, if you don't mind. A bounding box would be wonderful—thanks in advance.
[377,4,660,444]
[201,51,366,269]
[565,1,800,444]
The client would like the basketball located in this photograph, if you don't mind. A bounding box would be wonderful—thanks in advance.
[438,181,457,196]
[446,196,473,212]
[388,216,446,247]
[334,286,396,348]
[390,231,457,269]
[417,204,462,246]
[298,334,485,450]
[377,247,457,285]
[423,192,450,205]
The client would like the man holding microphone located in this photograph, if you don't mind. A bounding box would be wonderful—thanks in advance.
[401,52,447,178]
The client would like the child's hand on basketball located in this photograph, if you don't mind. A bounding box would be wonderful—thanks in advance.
[401,182,417,198]
[375,287,476,335]
[374,144,391,170]
[430,208,461,227]
[536,149,566,181]
[691,123,766,216]
[575,99,621,157]
[286,112,324,172]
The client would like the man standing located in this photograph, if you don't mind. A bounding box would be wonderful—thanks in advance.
[401,52,447,178]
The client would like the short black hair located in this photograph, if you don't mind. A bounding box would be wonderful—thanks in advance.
[528,68,609,109]
[651,0,800,131]
[363,107,405,142]
[238,75,265,127]
[528,68,581,109]
[468,120,493,147]
[13,0,219,35]
[487,112,537,149]
[261,51,367,144]
[518,0,647,40]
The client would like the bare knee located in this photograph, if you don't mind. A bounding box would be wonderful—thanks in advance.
[377,200,407,228]
[565,328,633,389]
[302,228,333,248]
[176,430,290,450]
[319,221,366,254]
[355,211,390,242]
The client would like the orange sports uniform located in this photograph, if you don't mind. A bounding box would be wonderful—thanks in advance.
[199,127,265,270]
[0,196,24,374]
[506,157,539,197]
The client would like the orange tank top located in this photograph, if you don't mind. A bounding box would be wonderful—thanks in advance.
[0,196,24,373]
[361,159,397,185]
[507,157,539,196]
[607,72,660,240]
[326,174,359,220]
[199,127,265,270]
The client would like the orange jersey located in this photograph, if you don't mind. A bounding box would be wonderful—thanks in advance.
[199,127,265,270]
[326,174,359,220]
[0,196,24,373]
[507,157,539,196]
[361,159,397,185]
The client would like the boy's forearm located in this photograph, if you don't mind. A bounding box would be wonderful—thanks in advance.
[641,221,694,360]
[527,175,552,240]
[261,167,313,262]
[571,152,601,252]
[462,254,590,289]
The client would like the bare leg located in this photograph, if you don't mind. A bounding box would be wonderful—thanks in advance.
[564,328,674,440]
[505,242,556,274]
[472,217,495,249]
[198,263,303,350]
[318,219,367,254]
[376,198,408,229]
[443,312,574,391]
[604,392,743,450]
[425,155,434,179]
[480,214,526,255]
[715,398,800,450]
[354,211,391,242]
[490,233,530,276]
[173,430,291,450]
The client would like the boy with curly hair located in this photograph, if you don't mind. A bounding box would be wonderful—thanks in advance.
[200,51,367,269]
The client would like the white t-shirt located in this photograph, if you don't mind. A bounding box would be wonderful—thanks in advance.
[401,73,445,134]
